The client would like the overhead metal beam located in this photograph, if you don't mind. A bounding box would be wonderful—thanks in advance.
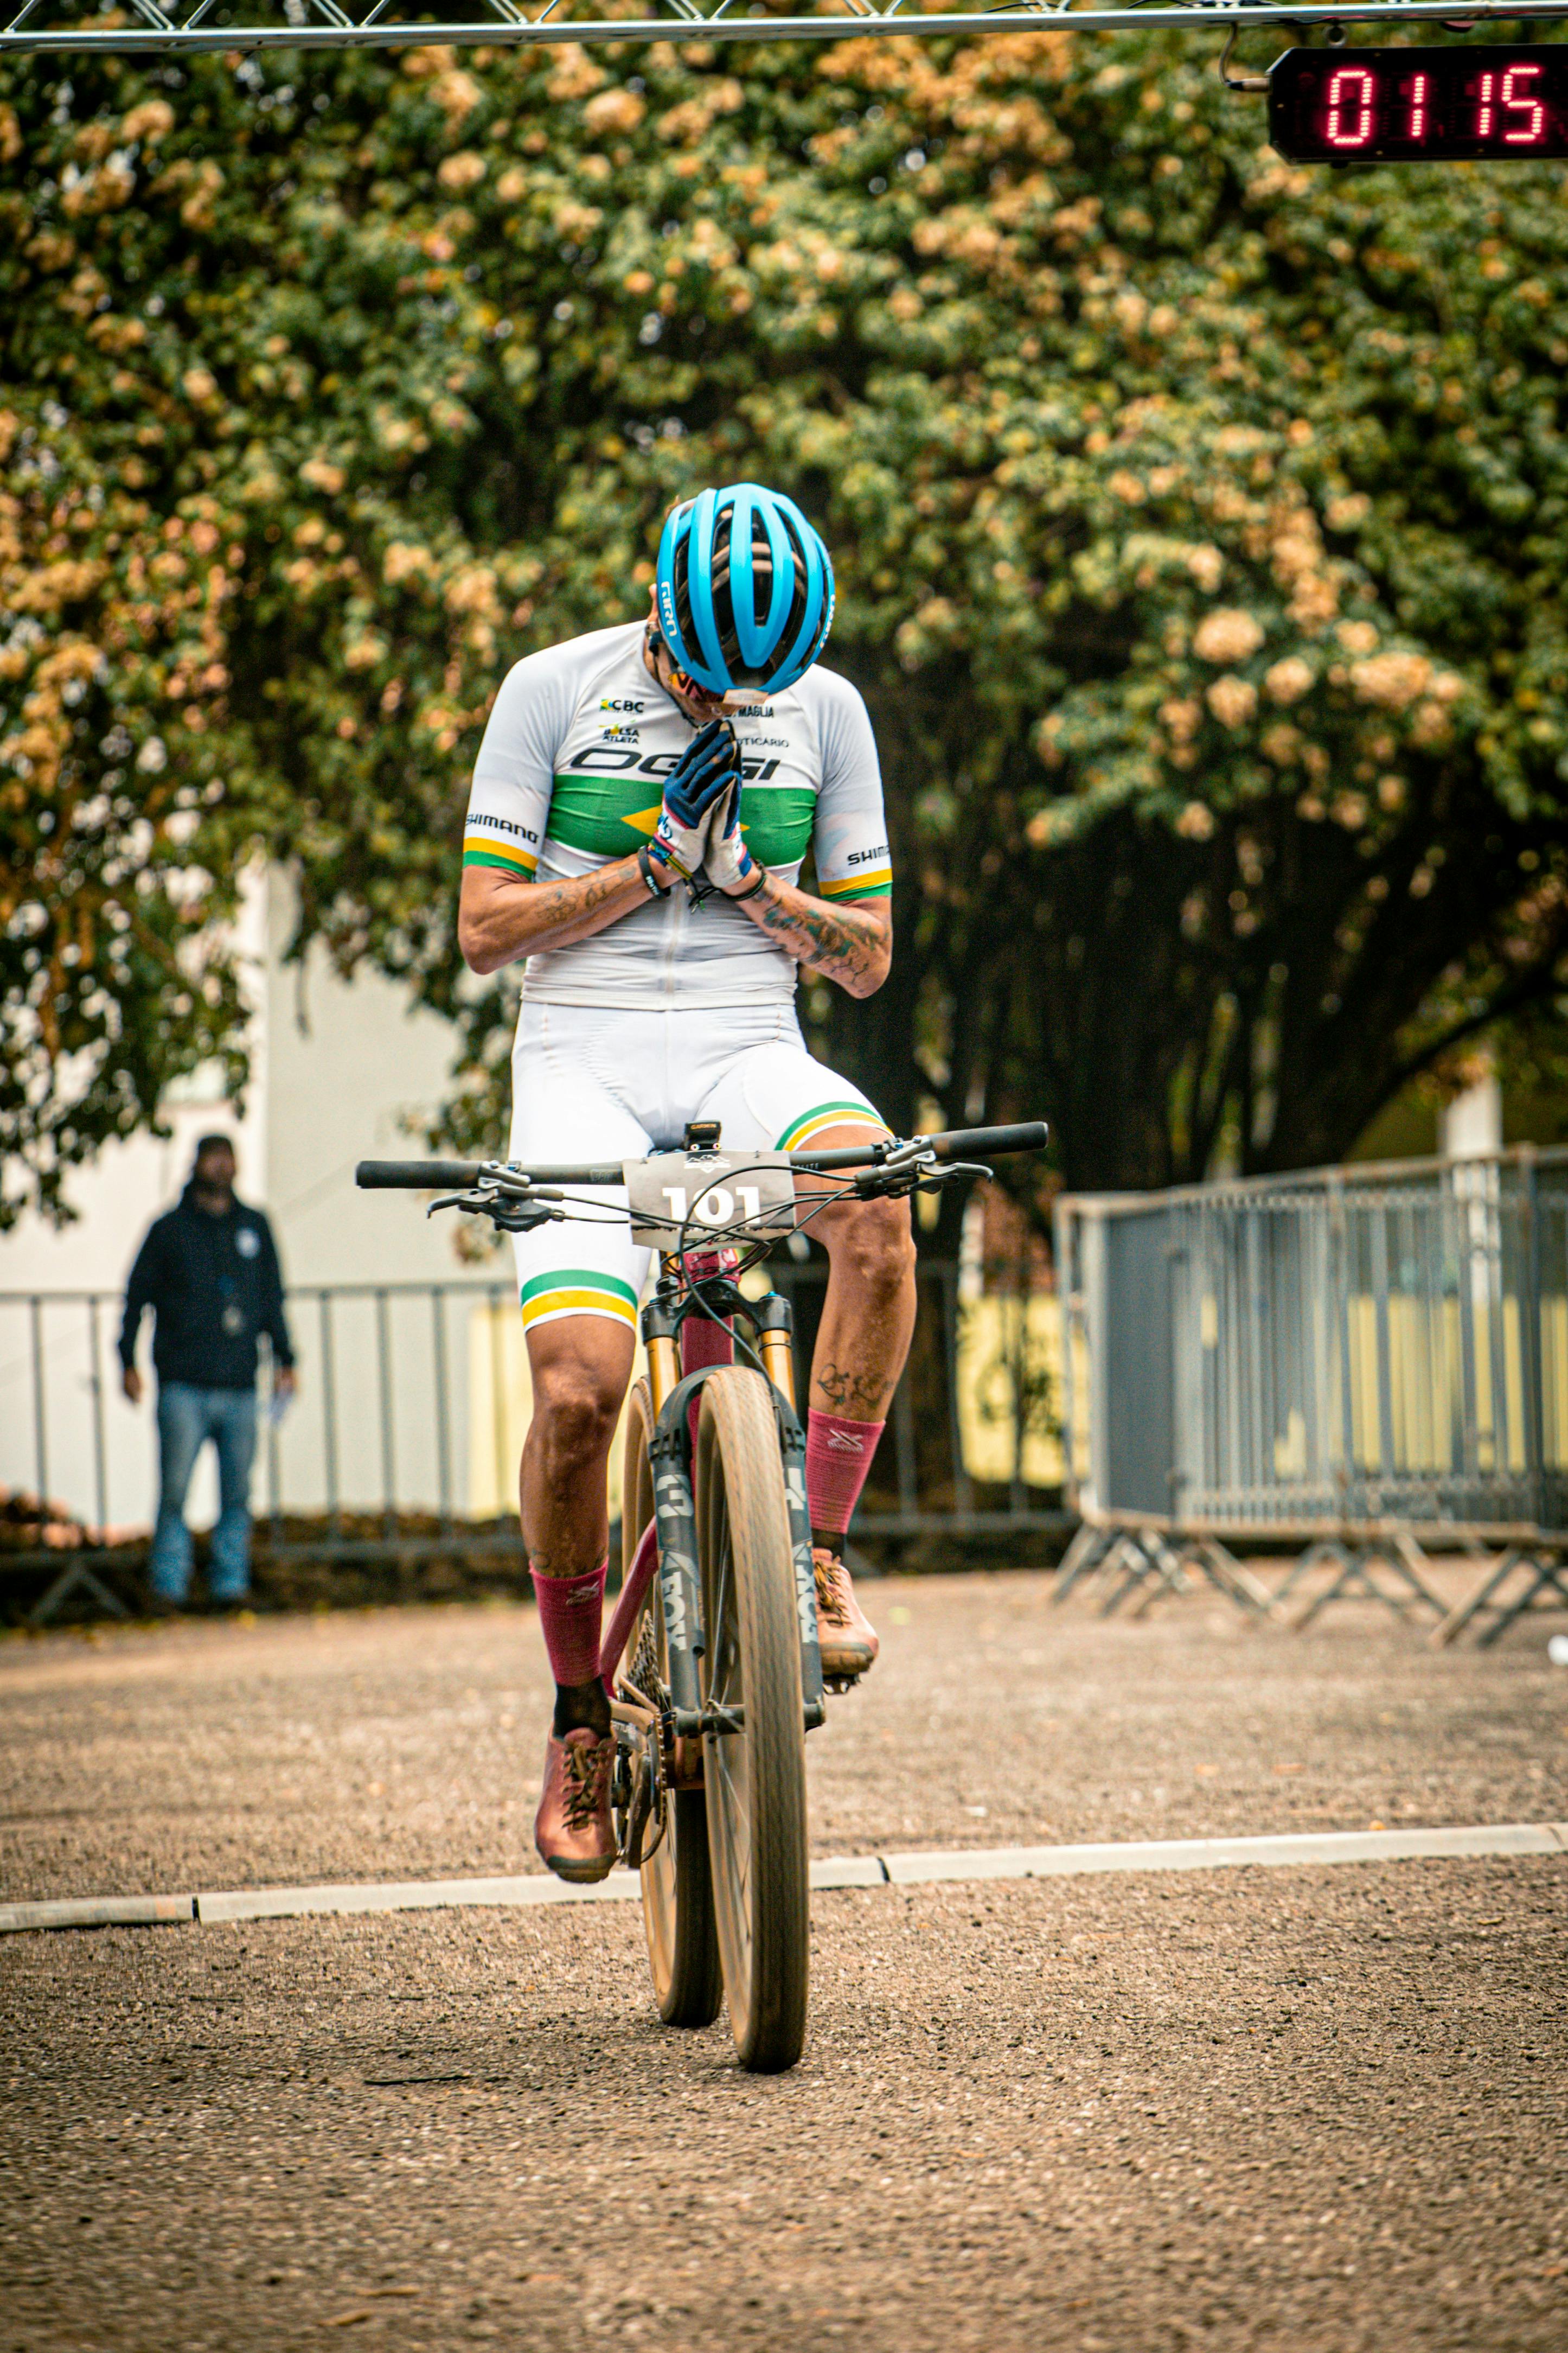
[4,0,1568,59]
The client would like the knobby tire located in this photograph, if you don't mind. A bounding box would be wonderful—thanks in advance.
[696,1367,810,2074]
[622,1378,722,2029]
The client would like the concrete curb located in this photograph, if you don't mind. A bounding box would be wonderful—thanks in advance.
[194,1872,644,1923]
[879,1821,1568,1884]
[0,1893,194,1933]
[4,1823,1562,1934]
[812,1854,891,1889]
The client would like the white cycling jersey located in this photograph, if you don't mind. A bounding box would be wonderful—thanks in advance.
[463,622,891,1010]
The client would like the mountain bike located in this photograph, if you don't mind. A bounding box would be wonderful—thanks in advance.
[357,1117,1048,2072]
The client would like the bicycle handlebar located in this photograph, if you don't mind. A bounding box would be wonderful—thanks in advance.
[353,1120,1047,1194]
[792,1121,1049,1171]
[355,1157,622,1189]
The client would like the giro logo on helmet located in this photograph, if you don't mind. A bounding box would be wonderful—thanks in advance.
[655,482,835,699]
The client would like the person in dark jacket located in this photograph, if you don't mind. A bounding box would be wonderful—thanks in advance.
[119,1134,296,1605]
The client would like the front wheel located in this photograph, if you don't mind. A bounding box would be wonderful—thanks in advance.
[697,1367,810,2073]
[620,1379,722,2030]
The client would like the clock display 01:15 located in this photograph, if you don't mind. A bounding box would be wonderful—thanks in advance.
[1268,46,1568,162]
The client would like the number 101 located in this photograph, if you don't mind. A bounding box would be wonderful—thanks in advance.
[662,1183,763,1227]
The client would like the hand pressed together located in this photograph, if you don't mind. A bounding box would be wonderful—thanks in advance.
[703,777,759,896]
[650,718,740,882]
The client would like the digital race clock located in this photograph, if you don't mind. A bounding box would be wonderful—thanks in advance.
[1269,46,1568,162]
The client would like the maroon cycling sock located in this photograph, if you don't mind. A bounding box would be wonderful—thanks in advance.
[533,1560,607,1691]
[805,1408,886,1545]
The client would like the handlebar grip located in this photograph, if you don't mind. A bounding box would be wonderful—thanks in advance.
[355,1159,483,1190]
[923,1121,1049,1162]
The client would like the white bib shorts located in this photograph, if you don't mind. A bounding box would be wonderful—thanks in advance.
[507,998,888,1337]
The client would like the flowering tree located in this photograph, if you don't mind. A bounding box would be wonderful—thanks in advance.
[3,28,1565,1221]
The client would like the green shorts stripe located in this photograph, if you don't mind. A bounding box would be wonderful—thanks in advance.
[520,1270,639,1330]
[775,1100,888,1153]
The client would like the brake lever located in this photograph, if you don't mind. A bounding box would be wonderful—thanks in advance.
[426,1186,565,1234]
[850,1157,991,1201]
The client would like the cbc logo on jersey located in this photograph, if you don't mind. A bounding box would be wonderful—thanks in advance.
[599,698,645,715]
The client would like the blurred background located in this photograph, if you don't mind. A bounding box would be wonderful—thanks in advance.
[3,24,1565,1623]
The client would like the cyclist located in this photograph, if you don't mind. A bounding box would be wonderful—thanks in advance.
[458,483,914,1883]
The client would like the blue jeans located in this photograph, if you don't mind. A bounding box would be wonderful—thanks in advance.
[150,1383,259,1602]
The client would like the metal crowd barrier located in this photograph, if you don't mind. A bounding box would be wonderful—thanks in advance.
[1053,1147,1568,1641]
[0,1259,1064,1621]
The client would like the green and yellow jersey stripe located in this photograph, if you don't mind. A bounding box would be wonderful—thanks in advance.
[463,832,538,877]
[820,867,892,901]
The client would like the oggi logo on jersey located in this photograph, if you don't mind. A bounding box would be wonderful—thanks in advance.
[571,747,783,782]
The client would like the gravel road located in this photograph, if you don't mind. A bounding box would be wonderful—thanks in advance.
[4,1576,1566,2350]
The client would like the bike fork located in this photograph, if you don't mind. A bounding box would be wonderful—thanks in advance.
[642,1280,824,1736]
[753,1292,826,1728]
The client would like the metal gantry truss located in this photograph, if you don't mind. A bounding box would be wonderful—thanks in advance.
[4,0,1568,59]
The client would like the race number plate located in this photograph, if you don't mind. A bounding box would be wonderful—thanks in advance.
[623,1150,797,1252]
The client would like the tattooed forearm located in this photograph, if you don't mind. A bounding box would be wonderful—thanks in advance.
[739,875,891,998]
[458,855,655,974]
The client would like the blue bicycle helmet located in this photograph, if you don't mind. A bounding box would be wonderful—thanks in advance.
[655,483,835,696]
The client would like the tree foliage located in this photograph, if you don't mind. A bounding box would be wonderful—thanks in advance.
[3,24,1566,1223]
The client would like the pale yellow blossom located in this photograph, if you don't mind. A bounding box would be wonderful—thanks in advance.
[1206,675,1257,730]
[1264,657,1314,706]
[1193,609,1264,666]
[437,151,487,192]
[1349,651,1433,711]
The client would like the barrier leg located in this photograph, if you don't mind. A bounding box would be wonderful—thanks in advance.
[1192,1537,1276,1619]
[28,1558,131,1627]
[1290,1542,1360,1631]
[1476,1553,1568,1649]
[1053,1522,1114,1604]
[1127,1532,1196,1619]
[1431,1548,1521,1649]
[1388,1530,1449,1617]
[1271,1540,1340,1610]
[1098,1534,1156,1617]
